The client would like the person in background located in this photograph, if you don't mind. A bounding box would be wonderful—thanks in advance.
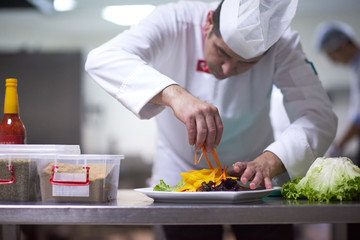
[314,21,360,240]
[86,0,337,239]
[314,22,360,163]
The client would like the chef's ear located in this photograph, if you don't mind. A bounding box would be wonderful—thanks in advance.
[204,11,214,32]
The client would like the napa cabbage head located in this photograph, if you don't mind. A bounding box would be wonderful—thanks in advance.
[282,157,360,201]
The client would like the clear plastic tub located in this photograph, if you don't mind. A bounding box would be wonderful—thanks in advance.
[0,144,81,202]
[0,153,38,201]
[38,154,124,203]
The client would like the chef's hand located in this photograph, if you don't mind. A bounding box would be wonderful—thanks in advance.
[327,142,342,157]
[227,151,286,189]
[151,84,223,152]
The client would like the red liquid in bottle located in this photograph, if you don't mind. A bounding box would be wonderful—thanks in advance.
[0,78,26,144]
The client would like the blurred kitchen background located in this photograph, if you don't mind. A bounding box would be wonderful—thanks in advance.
[0,1,359,239]
[1,0,360,188]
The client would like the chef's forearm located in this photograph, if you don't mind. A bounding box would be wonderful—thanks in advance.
[338,122,360,149]
[150,84,184,108]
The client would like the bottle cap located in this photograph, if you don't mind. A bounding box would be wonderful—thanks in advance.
[5,78,17,87]
[4,78,19,114]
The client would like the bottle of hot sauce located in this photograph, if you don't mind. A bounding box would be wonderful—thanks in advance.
[0,78,26,144]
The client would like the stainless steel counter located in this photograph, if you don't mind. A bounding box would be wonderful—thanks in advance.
[1,190,360,239]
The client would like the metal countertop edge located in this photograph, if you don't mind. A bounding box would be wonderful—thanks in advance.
[0,204,359,225]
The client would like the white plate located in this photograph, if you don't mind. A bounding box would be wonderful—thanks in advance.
[134,187,281,204]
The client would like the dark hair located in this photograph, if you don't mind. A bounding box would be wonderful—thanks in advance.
[209,0,224,38]
[321,29,355,51]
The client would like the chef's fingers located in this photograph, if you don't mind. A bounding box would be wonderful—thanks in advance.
[249,171,266,189]
[214,112,223,147]
[240,166,255,185]
[186,117,197,146]
[228,162,247,176]
[195,115,207,150]
[204,114,217,152]
[263,177,273,189]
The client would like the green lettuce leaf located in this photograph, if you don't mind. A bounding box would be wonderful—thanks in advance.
[153,179,184,192]
[282,157,360,202]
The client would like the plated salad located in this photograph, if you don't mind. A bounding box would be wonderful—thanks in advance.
[154,147,248,192]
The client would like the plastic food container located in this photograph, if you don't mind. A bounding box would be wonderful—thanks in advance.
[38,154,124,203]
[0,144,81,202]
[0,154,38,201]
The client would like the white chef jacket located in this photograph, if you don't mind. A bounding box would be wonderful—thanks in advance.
[349,51,360,126]
[85,1,337,187]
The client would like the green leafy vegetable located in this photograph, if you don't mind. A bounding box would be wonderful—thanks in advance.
[153,180,184,192]
[282,157,360,201]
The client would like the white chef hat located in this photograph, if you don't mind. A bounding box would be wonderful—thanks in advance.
[220,0,298,59]
[313,21,356,52]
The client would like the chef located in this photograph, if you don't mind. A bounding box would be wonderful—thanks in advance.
[314,21,360,165]
[86,0,337,239]
[314,21,360,240]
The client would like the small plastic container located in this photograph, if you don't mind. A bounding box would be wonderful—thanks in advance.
[0,144,81,202]
[38,154,124,203]
[0,153,38,201]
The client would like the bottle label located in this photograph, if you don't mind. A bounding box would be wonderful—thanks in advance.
[0,135,25,144]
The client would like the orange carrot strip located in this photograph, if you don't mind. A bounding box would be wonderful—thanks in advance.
[224,166,229,178]
[215,166,228,182]
[197,152,204,165]
[202,146,213,169]
[222,165,227,180]
[216,170,224,182]
[212,169,216,183]
[211,148,222,170]
[194,149,197,165]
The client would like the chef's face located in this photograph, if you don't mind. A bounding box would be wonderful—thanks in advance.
[203,11,263,80]
[326,48,351,64]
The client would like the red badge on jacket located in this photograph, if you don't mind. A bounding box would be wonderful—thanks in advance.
[196,60,210,73]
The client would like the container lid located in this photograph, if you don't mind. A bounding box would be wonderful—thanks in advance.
[56,154,124,160]
[0,144,81,154]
